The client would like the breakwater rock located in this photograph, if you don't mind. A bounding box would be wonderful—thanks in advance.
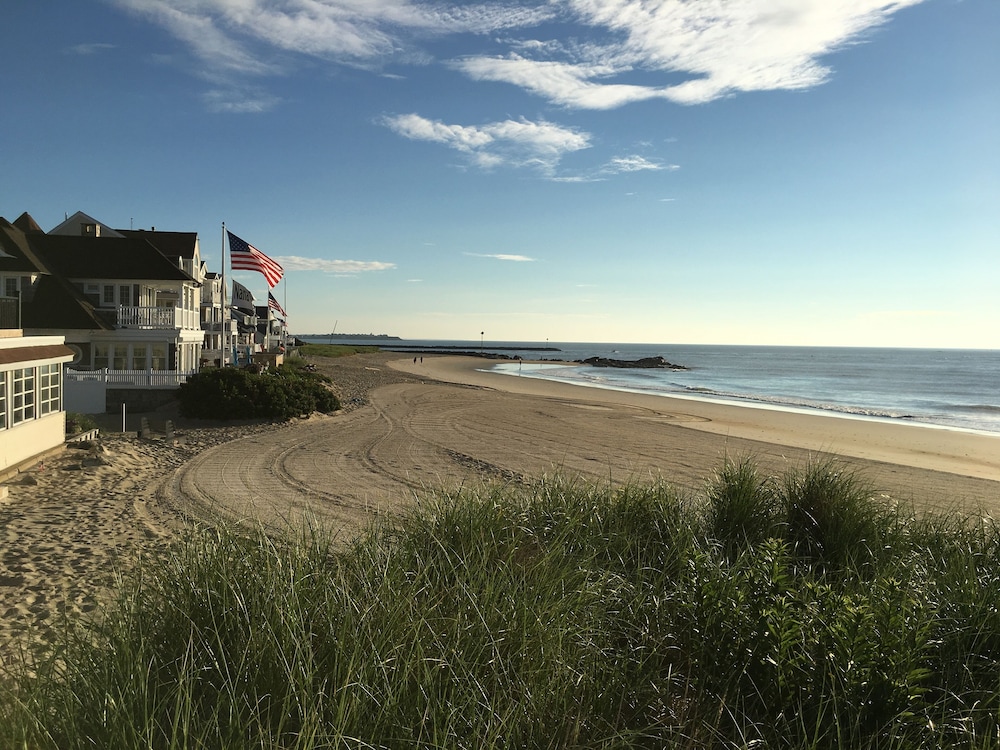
[580,355,688,370]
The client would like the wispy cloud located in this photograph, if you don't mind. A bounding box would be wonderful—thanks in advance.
[451,55,665,110]
[278,256,396,274]
[109,0,927,112]
[66,42,116,55]
[382,113,591,175]
[457,0,927,107]
[465,252,537,262]
[110,0,553,73]
[203,86,280,113]
[604,155,677,173]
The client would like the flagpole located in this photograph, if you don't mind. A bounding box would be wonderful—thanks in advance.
[221,222,228,366]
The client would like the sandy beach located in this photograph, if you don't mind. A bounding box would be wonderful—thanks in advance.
[2,351,999,663]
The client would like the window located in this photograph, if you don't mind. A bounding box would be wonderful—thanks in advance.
[103,285,115,306]
[0,374,6,430]
[133,344,148,370]
[120,285,133,306]
[112,345,127,370]
[12,368,35,425]
[151,344,167,371]
[38,364,60,415]
[93,343,110,369]
[4,277,17,298]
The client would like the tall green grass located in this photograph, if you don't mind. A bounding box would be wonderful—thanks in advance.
[2,460,999,748]
[297,343,380,358]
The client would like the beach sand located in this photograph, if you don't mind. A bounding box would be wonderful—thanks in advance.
[2,351,998,663]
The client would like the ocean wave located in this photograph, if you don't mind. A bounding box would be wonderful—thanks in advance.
[960,404,1000,415]
[674,384,915,420]
[492,359,1000,434]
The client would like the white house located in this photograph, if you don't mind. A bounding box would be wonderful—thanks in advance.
[1,212,203,412]
[0,328,74,478]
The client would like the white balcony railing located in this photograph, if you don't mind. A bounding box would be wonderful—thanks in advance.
[66,368,193,387]
[116,306,200,330]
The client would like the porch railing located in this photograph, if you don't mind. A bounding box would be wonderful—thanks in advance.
[66,368,193,387]
[116,306,200,330]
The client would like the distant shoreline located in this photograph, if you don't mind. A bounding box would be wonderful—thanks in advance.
[298,334,402,341]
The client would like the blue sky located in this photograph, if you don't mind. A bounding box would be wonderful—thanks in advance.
[4,0,998,347]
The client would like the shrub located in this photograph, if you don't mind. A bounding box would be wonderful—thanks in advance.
[65,412,98,434]
[177,365,339,420]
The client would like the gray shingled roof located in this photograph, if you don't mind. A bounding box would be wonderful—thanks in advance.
[22,276,114,330]
[30,234,197,282]
[13,212,43,233]
[0,219,51,274]
[119,229,198,260]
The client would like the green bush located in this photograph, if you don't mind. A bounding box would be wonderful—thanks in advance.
[177,365,339,420]
[65,412,99,434]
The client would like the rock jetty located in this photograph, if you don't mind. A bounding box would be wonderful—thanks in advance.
[579,355,687,370]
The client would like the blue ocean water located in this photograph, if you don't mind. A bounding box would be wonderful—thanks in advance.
[302,338,1000,435]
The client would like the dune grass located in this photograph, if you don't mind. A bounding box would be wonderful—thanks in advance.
[2,459,999,748]
[297,343,381,358]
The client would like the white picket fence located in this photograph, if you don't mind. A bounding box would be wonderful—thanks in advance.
[66,368,193,387]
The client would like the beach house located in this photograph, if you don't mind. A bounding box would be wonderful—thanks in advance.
[0,240,75,476]
[0,212,204,412]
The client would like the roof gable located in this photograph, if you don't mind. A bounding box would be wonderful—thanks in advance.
[13,212,43,233]
[23,276,114,330]
[0,219,50,274]
[48,211,125,238]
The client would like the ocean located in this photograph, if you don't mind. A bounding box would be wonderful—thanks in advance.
[301,338,1000,435]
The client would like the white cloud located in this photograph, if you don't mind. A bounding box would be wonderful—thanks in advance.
[110,0,927,111]
[110,0,553,73]
[278,255,396,273]
[452,55,666,110]
[455,0,927,107]
[465,252,537,262]
[113,0,275,75]
[604,155,673,173]
[382,113,591,174]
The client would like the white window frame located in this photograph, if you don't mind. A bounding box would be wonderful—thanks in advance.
[38,364,61,416]
[11,367,35,425]
[0,373,7,431]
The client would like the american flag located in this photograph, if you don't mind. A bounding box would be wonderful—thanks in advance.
[268,291,286,317]
[228,231,283,288]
